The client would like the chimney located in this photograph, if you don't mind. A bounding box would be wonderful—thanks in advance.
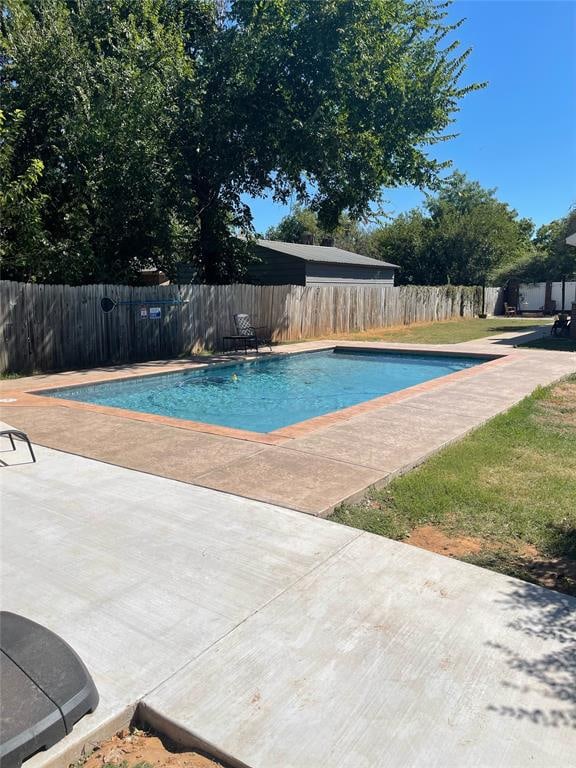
[301,232,314,245]
[320,236,334,247]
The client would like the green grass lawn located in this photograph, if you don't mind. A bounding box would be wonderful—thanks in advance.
[331,375,576,595]
[292,316,551,345]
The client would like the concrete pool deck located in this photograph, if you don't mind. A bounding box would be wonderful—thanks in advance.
[1,326,575,515]
[1,443,575,768]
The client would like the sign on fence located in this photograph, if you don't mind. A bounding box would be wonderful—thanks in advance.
[0,281,502,374]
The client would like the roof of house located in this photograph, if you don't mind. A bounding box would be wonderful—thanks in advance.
[255,239,398,269]
[566,232,576,247]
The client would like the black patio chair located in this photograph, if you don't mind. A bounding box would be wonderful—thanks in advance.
[0,430,36,464]
[229,313,272,352]
[551,313,570,337]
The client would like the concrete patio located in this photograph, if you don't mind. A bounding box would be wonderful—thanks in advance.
[1,328,575,515]
[1,443,574,768]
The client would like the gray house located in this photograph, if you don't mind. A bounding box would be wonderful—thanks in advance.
[246,239,398,286]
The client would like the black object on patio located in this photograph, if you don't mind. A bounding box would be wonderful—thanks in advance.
[551,312,571,337]
[223,314,272,353]
[0,612,99,768]
[0,431,36,465]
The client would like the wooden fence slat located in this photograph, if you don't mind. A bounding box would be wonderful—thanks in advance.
[0,280,503,374]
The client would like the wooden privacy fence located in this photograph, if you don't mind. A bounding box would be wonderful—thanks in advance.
[0,281,502,374]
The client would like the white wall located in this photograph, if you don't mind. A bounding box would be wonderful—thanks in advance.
[550,281,576,311]
[518,281,576,312]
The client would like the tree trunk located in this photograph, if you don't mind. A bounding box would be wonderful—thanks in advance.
[198,202,223,283]
[195,179,226,283]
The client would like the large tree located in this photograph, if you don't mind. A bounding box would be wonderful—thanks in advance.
[1,0,193,283]
[0,108,48,277]
[178,0,481,280]
[265,206,380,258]
[531,208,576,281]
[2,0,479,283]
[485,206,576,286]
[375,173,535,285]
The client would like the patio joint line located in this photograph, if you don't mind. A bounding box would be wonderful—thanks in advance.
[13,438,273,489]
[140,529,366,702]
[181,445,272,478]
[283,422,492,481]
[190,443,385,479]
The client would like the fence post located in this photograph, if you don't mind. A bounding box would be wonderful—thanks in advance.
[0,281,502,374]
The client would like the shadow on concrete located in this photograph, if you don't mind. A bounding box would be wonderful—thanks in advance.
[487,325,549,335]
[489,327,551,347]
[487,580,576,729]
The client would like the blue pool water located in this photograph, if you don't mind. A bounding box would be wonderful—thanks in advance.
[45,349,487,433]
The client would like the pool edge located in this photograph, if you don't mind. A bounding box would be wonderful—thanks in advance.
[12,346,513,446]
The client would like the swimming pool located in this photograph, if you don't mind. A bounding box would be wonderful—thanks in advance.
[44,349,489,434]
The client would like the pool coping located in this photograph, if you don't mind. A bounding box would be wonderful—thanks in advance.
[3,333,576,516]
[2,344,511,447]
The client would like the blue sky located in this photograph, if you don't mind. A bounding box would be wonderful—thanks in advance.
[245,0,576,235]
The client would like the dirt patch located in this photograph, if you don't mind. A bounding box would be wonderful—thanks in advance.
[81,729,227,768]
[406,525,484,558]
[332,320,440,338]
[292,319,450,343]
[406,525,576,595]
[509,543,576,592]
[534,378,576,429]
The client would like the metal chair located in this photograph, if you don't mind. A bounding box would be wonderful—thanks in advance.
[551,313,570,337]
[232,314,272,352]
[0,430,36,464]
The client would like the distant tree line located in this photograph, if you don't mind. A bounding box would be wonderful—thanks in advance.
[1,0,480,284]
[266,174,576,286]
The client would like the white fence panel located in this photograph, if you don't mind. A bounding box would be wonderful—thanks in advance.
[551,281,576,311]
[518,283,546,311]
[518,281,576,312]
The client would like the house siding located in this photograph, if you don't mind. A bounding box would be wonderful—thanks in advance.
[246,244,396,286]
[246,247,306,285]
[305,262,395,286]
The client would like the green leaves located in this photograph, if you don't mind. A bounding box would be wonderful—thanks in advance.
[491,207,576,284]
[376,172,536,285]
[0,108,49,279]
[1,0,196,283]
[2,0,481,283]
[265,205,380,258]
